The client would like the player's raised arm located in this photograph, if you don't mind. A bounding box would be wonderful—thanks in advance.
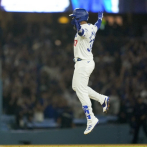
[94,12,103,31]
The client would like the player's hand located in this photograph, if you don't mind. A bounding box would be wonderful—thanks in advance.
[98,12,103,20]
[74,19,81,32]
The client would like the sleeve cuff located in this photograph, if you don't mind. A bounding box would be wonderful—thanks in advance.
[78,29,84,36]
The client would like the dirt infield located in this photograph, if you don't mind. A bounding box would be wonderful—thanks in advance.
[0,145,147,147]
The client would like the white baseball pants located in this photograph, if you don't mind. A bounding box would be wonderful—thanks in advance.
[72,59,106,118]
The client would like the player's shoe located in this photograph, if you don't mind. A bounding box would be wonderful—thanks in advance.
[84,117,99,135]
[102,97,110,113]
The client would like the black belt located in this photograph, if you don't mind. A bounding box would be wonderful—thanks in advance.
[73,58,82,62]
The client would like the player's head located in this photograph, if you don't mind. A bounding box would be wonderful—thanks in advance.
[69,8,89,23]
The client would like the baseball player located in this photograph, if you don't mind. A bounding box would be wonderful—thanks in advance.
[69,8,109,135]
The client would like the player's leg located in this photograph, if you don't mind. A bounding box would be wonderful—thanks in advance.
[87,87,109,113]
[75,66,98,134]
[72,60,98,134]
[88,86,106,104]
[72,60,95,106]
[72,63,95,118]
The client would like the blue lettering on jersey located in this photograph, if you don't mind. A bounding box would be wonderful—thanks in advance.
[87,48,90,52]
[89,31,96,40]
[88,30,96,52]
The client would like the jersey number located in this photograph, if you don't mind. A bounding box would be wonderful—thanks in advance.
[74,40,78,46]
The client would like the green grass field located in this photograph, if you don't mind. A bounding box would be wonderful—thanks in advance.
[0,145,147,147]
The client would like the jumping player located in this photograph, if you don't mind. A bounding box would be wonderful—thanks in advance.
[69,8,109,135]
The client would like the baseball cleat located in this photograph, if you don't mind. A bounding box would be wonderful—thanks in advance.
[102,97,110,113]
[84,117,99,135]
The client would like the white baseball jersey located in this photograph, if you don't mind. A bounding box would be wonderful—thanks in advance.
[74,23,98,60]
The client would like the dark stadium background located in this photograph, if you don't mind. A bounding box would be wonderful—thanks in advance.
[0,0,147,145]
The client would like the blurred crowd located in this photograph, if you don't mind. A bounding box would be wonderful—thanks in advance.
[0,15,147,134]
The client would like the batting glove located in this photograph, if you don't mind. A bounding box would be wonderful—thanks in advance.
[98,12,103,20]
